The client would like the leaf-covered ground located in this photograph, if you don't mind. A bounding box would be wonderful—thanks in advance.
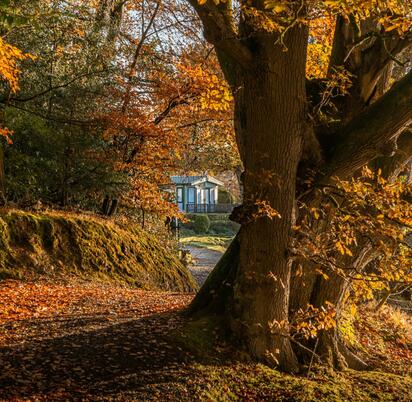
[0,280,411,401]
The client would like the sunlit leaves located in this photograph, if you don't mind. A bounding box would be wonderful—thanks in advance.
[295,166,411,303]
[291,302,337,340]
[0,127,13,144]
[0,37,33,93]
[306,15,335,79]
[198,0,228,6]
[0,37,34,144]
[320,0,412,36]
[178,64,233,112]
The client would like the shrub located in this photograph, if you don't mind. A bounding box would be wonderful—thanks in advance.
[209,221,237,235]
[218,187,233,204]
[193,214,210,234]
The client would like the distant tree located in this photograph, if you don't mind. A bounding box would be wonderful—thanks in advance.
[0,0,34,202]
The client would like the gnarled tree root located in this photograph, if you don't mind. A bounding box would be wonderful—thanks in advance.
[188,234,369,372]
[316,331,370,371]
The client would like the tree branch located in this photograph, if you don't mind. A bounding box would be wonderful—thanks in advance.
[327,15,412,107]
[186,0,253,69]
[322,69,412,180]
[2,70,107,104]
[371,129,412,181]
[122,0,161,112]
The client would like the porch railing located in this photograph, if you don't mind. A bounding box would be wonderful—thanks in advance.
[186,203,237,213]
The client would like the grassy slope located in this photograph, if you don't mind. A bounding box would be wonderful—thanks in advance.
[0,209,197,292]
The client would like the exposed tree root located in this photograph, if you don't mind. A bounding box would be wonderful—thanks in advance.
[189,234,369,372]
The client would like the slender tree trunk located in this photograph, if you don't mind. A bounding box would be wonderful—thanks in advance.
[0,142,5,205]
[0,104,7,205]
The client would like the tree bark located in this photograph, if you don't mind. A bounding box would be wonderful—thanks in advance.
[0,142,5,204]
[189,19,308,370]
[229,24,309,371]
[323,69,412,180]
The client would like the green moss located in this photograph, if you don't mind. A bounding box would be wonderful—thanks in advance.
[179,316,223,360]
[0,209,197,291]
[0,218,10,267]
[0,268,23,281]
[190,364,412,401]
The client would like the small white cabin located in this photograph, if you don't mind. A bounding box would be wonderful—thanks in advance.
[170,175,224,213]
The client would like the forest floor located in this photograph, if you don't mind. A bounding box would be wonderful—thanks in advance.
[0,279,411,401]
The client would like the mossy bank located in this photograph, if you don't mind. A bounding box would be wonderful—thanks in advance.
[0,209,197,291]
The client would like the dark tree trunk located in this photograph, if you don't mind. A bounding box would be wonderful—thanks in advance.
[0,142,5,205]
[102,195,111,215]
[190,25,309,372]
[108,198,118,216]
[0,103,7,205]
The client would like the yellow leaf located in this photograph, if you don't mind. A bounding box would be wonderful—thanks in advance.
[335,241,345,255]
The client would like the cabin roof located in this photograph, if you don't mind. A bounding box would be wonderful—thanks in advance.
[170,175,224,186]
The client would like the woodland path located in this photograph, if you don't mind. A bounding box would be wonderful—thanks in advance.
[1,279,411,400]
[0,248,222,400]
[184,245,222,286]
[0,281,201,400]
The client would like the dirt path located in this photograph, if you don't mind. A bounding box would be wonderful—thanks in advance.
[184,245,222,286]
[0,247,222,400]
[1,280,411,401]
[0,281,199,400]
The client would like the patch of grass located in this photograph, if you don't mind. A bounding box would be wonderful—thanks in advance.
[181,235,233,253]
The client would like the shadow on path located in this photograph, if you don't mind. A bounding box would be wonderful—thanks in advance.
[0,309,201,400]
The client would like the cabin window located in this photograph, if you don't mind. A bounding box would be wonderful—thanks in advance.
[187,187,195,204]
[177,187,184,211]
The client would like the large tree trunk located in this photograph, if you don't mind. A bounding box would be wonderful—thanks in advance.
[229,28,307,372]
[191,26,308,372]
